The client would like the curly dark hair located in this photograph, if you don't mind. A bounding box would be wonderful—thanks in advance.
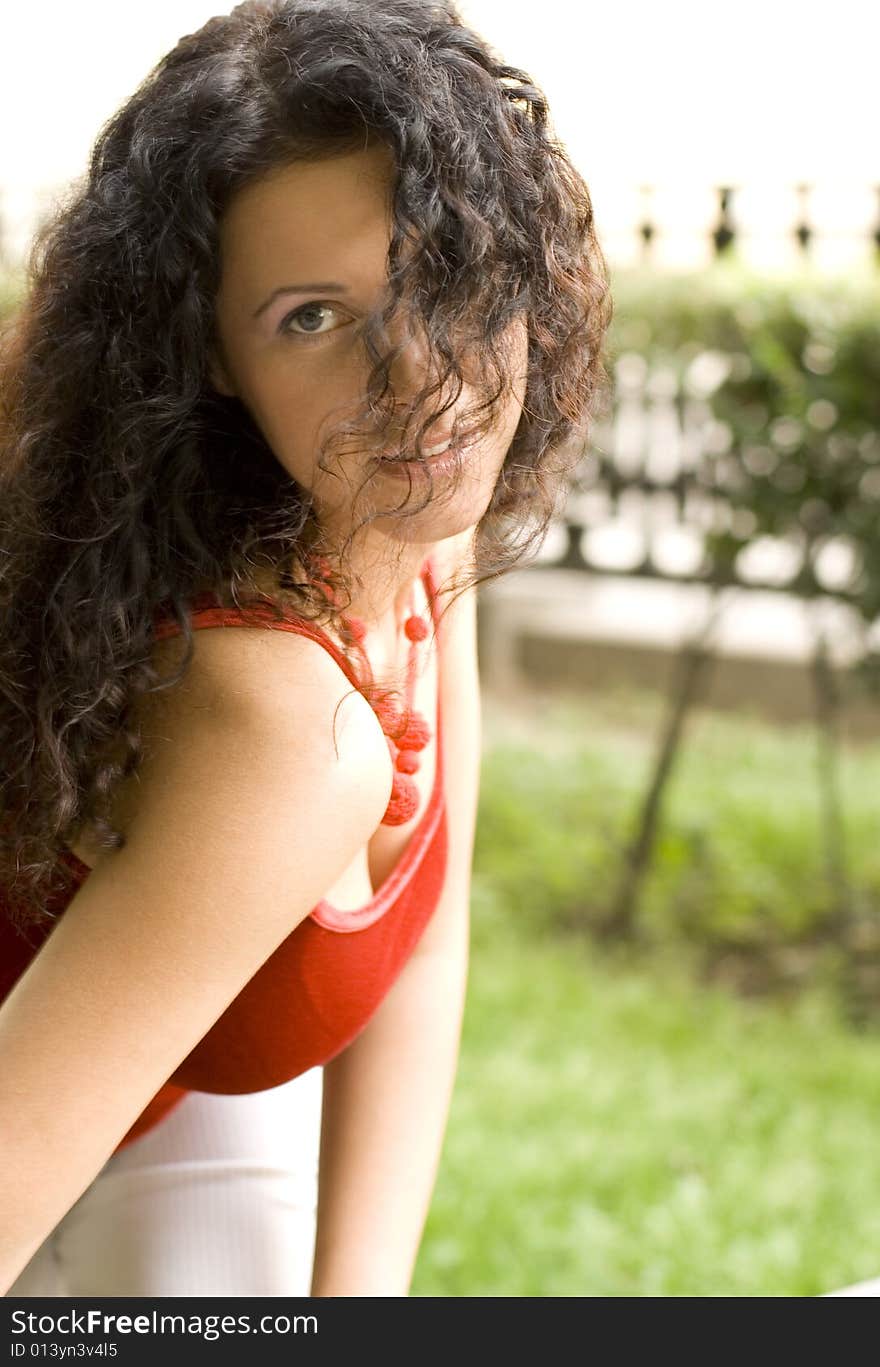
[0,0,612,931]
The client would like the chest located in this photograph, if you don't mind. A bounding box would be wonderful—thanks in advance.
[320,584,442,914]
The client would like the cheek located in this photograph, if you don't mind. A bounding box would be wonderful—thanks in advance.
[254,342,361,418]
[241,354,312,429]
[235,372,315,477]
[243,362,366,487]
[512,317,530,379]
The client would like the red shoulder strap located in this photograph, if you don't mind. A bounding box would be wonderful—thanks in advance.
[151,554,439,695]
[151,595,363,693]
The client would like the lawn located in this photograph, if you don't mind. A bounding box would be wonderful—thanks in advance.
[412,685,880,1296]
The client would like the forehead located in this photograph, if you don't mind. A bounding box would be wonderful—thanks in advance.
[217,142,397,291]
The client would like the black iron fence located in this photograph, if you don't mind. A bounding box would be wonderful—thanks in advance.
[3,180,880,273]
[628,183,880,268]
[515,269,880,1019]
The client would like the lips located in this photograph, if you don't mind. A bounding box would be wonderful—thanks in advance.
[375,429,479,479]
[421,436,456,457]
[377,434,453,462]
[378,427,477,462]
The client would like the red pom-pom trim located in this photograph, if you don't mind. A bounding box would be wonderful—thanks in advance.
[397,715,430,751]
[394,749,420,774]
[404,614,429,642]
[382,773,419,825]
[373,695,405,735]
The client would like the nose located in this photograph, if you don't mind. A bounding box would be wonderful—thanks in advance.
[382,313,461,450]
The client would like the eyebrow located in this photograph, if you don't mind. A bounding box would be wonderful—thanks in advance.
[252,282,350,319]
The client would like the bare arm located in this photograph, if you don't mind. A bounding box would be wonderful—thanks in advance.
[0,627,391,1294]
[309,535,480,1296]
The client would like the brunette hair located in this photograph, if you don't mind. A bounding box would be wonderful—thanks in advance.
[0,0,612,929]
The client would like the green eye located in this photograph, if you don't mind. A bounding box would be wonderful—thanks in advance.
[280,302,346,339]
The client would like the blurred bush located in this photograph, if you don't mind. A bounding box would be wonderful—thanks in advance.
[606,262,880,660]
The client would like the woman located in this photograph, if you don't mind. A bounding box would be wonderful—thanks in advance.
[0,0,611,1296]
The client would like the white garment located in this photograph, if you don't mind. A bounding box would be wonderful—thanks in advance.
[822,1275,880,1296]
[8,1067,324,1297]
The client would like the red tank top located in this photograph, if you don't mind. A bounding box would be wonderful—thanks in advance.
[0,556,448,1151]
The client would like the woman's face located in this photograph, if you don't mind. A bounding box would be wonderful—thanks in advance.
[210,141,528,549]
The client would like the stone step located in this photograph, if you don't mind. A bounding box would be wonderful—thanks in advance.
[477,570,880,741]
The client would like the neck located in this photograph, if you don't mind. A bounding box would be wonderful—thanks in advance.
[338,542,436,693]
[342,542,435,633]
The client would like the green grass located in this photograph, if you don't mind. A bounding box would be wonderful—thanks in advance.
[473,685,880,950]
[415,888,880,1297]
[411,686,880,1296]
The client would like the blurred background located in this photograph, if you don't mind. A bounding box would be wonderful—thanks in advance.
[2,0,879,1297]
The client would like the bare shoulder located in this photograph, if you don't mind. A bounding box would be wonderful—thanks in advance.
[148,611,385,754]
[118,617,392,874]
[72,615,392,872]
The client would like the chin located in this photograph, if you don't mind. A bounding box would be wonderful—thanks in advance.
[383,485,491,540]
